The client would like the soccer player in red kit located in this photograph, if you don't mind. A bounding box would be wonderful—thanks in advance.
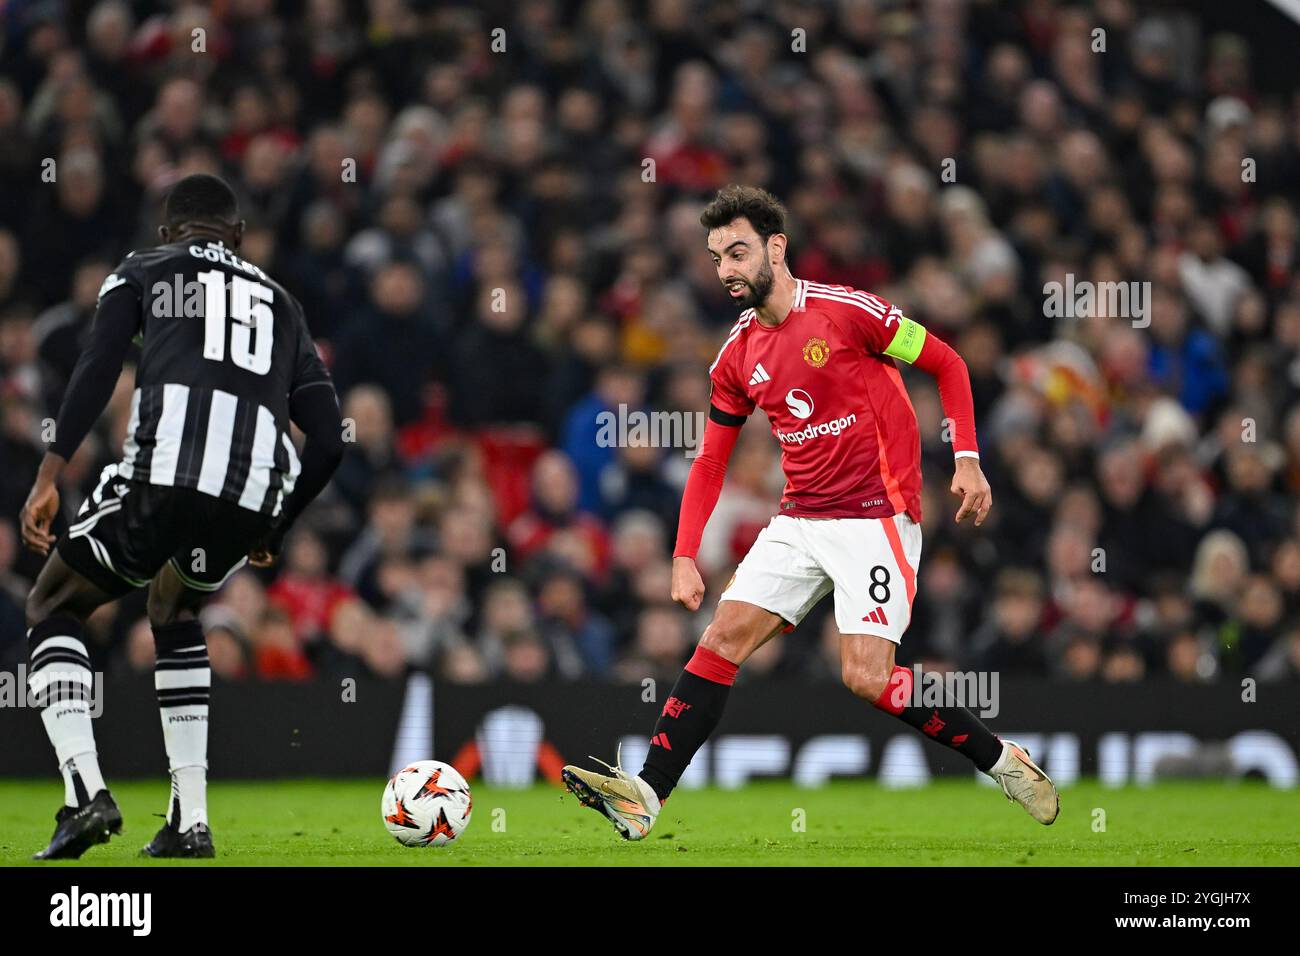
[563,185,1059,838]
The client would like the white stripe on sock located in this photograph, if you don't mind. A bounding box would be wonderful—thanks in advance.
[154,669,212,690]
[28,668,93,695]
[30,635,90,655]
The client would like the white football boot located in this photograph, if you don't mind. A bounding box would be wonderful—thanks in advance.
[562,748,661,841]
[988,739,1060,825]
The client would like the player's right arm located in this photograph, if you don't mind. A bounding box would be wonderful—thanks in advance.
[20,272,141,554]
[671,347,753,611]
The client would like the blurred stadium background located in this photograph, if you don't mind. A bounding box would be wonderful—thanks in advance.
[1,0,1298,788]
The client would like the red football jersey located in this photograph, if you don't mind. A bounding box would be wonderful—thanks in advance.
[709,278,955,522]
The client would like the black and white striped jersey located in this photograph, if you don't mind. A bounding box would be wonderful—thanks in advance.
[98,240,332,517]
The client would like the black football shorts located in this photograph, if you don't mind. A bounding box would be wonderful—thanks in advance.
[57,464,275,598]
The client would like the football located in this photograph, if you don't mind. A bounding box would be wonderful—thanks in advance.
[381,761,473,847]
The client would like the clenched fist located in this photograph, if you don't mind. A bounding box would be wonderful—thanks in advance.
[671,555,706,611]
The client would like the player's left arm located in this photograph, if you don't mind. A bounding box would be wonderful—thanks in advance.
[19,282,140,554]
[879,310,991,526]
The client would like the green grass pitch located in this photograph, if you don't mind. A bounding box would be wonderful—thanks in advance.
[1,778,1296,866]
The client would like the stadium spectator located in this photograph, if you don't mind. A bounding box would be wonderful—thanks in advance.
[332,260,440,425]
[267,527,356,643]
[507,450,611,578]
[969,568,1049,675]
[535,565,617,676]
[616,604,692,685]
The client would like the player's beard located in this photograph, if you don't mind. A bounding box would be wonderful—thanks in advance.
[734,253,775,309]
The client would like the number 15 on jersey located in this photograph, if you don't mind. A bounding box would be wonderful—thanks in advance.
[197,270,274,375]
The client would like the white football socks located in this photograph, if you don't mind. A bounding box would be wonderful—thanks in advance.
[153,624,211,829]
[28,623,105,806]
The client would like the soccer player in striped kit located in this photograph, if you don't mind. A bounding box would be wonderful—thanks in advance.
[564,186,1059,838]
[19,174,344,858]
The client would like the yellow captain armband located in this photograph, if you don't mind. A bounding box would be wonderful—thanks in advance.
[883,316,927,364]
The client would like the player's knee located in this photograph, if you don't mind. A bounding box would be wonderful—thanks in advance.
[842,660,892,704]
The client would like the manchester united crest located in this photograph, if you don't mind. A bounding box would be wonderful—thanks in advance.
[802,336,830,368]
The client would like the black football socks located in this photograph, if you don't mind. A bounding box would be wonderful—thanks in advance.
[638,645,739,802]
[871,664,1004,772]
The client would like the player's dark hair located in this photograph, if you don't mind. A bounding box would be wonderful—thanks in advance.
[699,184,787,241]
[164,173,239,227]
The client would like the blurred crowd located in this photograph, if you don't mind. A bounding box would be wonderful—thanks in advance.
[1,0,1299,686]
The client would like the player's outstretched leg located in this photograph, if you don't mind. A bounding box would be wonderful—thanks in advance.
[25,556,123,859]
[141,569,215,858]
[845,637,1059,824]
[563,601,783,840]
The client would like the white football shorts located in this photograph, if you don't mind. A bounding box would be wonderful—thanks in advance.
[718,513,922,642]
